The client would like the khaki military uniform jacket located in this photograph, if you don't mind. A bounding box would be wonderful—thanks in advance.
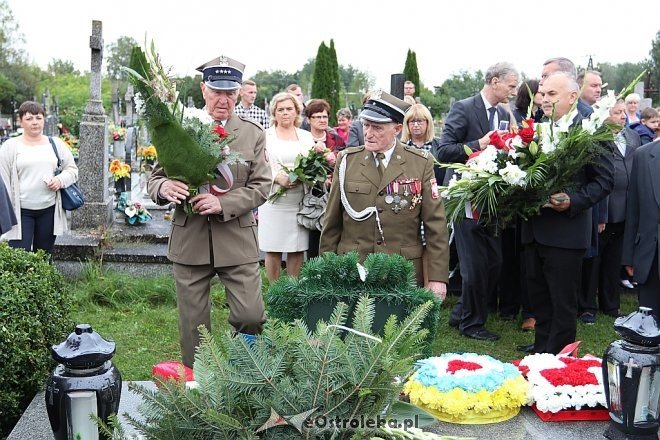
[148,115,271,267]
[320,141,449,284]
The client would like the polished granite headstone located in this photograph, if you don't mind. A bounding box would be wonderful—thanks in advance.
[11,380,650,439]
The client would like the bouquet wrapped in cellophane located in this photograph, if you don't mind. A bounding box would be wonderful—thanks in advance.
[440,72,645,229]
[122,41,242,214]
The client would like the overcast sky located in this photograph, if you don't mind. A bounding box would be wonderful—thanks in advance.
[7,0,660,90]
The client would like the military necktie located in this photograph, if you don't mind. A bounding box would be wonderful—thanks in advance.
[376,153,386,178]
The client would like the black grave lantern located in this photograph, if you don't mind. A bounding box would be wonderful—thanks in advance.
[603,307,660,439]
[45,324,122,440]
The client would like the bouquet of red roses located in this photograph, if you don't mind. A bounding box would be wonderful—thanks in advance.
[268,142,336,202]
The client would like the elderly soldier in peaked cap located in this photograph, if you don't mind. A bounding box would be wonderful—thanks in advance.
[320,90,450,298]
[149,55,271,368]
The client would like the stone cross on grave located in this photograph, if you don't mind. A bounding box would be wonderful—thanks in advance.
[71,20,113,229]
[624,357,639,379]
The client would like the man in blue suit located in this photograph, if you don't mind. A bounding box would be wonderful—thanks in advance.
[435,62,519,341]
[622,139,660,318]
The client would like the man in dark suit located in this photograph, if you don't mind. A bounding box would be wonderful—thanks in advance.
[346,92,371,147]
[622,139,660,318]
[580,100,641,320]
[434,62,519,341]
[518,71,614,355]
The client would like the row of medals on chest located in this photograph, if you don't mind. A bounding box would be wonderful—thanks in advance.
[384,179,422,213]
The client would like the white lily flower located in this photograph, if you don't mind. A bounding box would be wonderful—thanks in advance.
[499,163,527,186]
[125,206,137,217]
[581,118,598,134]
[555,109,578,133]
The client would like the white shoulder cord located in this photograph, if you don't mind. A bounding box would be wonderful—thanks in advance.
[338,155,386,244]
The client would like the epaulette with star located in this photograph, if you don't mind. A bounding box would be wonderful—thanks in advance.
[404,144,429,158]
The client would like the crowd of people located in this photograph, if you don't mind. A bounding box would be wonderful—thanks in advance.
[2,53,660,368]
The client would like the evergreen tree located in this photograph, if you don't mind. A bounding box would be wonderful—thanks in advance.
[312,40,342,125]
[327,39,341,126]
[403,49,421,95]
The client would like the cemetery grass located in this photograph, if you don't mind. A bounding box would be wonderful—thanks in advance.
[69,266,638,380]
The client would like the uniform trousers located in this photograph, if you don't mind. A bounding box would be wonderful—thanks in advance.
[173,261,265,367]
[525,242,584,354]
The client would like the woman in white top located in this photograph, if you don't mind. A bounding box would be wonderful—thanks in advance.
[0,101,78,253]
[258,92,314,281]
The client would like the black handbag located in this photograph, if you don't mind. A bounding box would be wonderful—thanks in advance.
[48,137,84,210]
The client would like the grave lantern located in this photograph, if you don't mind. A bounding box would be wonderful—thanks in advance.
[45,324,122,440]
[603,307,660,440]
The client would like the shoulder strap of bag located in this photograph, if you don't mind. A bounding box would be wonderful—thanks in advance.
[48,136,62,169]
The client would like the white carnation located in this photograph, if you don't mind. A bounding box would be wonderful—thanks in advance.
[499,162,527,187]
[182,107,213,125]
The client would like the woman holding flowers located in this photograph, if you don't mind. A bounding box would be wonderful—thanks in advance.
[0,101,78,253]
[258,92,315,282]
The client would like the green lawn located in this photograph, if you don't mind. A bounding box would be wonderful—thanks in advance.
[69,267,639,380]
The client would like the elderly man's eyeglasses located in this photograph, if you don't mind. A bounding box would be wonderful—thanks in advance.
[408,119,427,126]
[310,115,329,120]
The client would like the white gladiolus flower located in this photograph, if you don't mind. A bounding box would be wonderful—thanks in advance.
[555,109,578,133]
[581,118,598,134]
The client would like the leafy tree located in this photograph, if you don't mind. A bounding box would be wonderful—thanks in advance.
[176,75,204,109]
[252,69,299,106]
[597,61,648,95]
[47,58,79,76]
[0,0,39,112]
[425,70,484,118]
[106,36,139,80]
[649,30,660,103]
[403,49,421,95]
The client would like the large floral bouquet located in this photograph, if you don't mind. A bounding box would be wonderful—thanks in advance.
[516,353,606,413]
[122,41,241,214]
[441,93,617,228]
[404,353,528,424]
[268,142,336,202]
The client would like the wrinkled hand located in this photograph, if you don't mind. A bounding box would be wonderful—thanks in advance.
[427,281,447,301]
[46,177,62,191]
[543,192,570,212]
[190,193,222,216]
[159,179,189,204]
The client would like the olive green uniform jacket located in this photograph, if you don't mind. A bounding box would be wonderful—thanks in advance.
[148,115,271,267]
[320,141,449,284]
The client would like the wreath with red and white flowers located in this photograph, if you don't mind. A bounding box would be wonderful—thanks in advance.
[517,353,606,413]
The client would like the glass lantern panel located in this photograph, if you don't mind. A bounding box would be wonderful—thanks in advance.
[66,390,99,440]
[634,366,660,425]
[608,360,623,421]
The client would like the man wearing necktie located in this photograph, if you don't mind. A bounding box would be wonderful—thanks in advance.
[320,90,450,299]
[433,62,518,341]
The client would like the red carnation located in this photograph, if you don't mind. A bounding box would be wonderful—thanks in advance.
[447,359,483,373]
[213,125,228,139]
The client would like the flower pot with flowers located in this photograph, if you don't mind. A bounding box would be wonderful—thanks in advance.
[116,193,151,225]
[109,159,131,194]
[137,145,158,167]
[109,124,127,158]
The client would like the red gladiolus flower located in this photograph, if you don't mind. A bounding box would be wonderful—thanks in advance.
[213,125,228,139]
[447,359,483,373]
[519,119,535,144]
[489,131,506,149]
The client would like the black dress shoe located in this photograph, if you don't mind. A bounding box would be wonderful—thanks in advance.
[517,344,536,354]
[461,329,500,341]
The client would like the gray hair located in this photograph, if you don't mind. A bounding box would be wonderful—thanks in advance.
[543,57,577,79]
[625,93,641,104]
[336,107,352,120]
[485,62,518,84]
[547,71,579,92]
